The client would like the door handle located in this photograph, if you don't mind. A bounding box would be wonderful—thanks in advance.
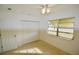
[0,33,1,37]
[14,35,16,37]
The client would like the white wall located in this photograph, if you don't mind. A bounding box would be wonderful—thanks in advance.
[17,21,40,46]
[0,5,42,29]
[40,4,79,54]
[0,4,42,52]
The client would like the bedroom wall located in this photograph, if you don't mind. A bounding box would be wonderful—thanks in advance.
[0,4,42,52]
[40,4,79,54]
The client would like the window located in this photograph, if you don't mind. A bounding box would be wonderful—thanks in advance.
[48,17,75,39]
[48,20,58,35]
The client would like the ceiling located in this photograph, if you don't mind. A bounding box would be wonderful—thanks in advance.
[0,4,56,9]
[0,4,56,15]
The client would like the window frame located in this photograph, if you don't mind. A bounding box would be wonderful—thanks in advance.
[48,17,75,40]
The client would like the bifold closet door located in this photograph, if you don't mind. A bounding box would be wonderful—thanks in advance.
[1,31,17,52]
[17,21,40,46]
[0,31,3,53]
[0,37,2,53]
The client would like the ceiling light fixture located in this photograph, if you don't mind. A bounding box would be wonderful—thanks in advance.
[41,4,50,15]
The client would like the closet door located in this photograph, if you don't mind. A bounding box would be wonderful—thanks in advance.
[1,31,17,52]
[0,35,2,53]
[18,20,40,46]
[0,31,3,53]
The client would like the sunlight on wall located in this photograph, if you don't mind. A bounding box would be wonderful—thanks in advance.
[14,47,43,54]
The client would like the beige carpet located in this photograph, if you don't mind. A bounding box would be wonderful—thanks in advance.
[2,40,69,55]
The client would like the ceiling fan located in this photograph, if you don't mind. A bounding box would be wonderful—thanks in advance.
[41,4,55,15]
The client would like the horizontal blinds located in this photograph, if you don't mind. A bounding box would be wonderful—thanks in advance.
[48,17,75,39]
[59,17,75,23]
[59,23,74,28]
[59,17,75,28]
[48,20,58,28]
